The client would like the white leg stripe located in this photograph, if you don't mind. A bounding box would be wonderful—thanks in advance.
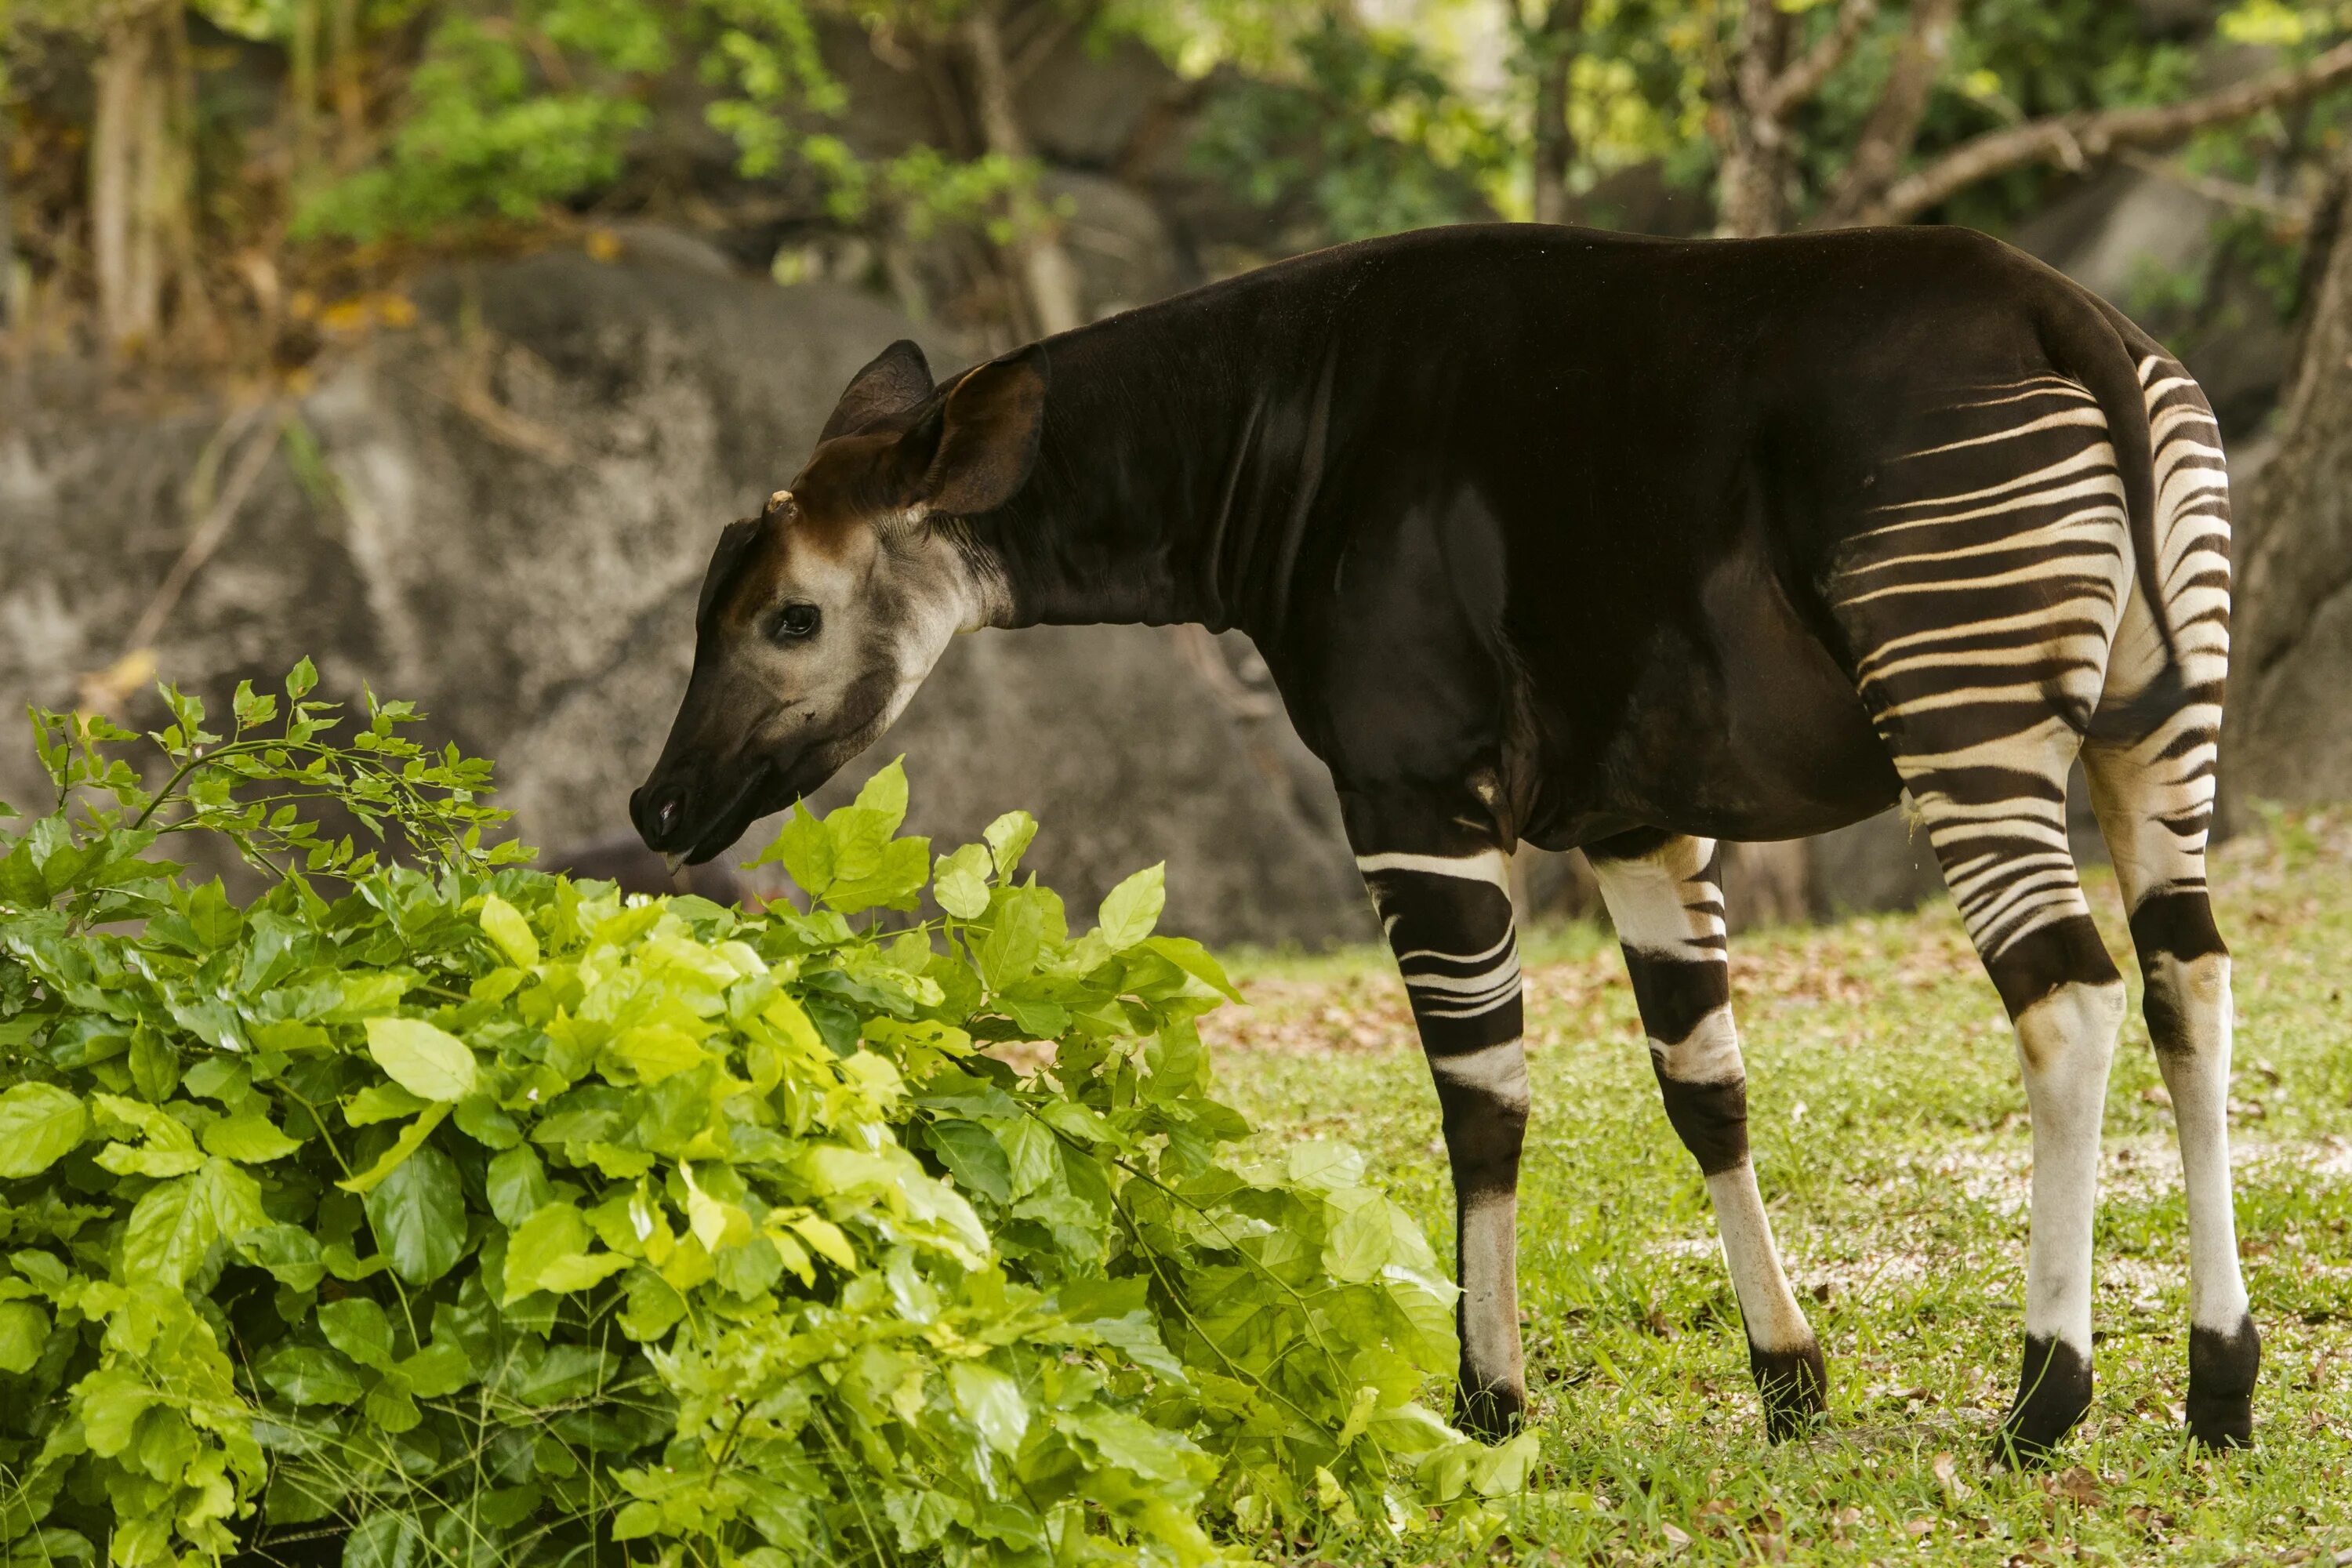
[1458,1188,1523,1390]
[1395,927,1516,967]
[1399,954,1523,996]
[1705,1163,1814,1354]
[2149,953,2251,1334]
[1356,849,1512,887]
[1428,1038,1530,1107]
[2013,980,2127,1354]
[1653,1006,1743,1083]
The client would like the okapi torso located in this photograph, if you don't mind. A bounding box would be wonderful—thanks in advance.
[634,223,2255,1460]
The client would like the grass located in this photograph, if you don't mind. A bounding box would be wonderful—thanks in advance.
[1201,812,2352,1565]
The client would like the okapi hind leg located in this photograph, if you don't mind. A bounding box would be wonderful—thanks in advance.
[1587,832,1827,1440]
[1824,368,2144,1461]
[2081,347,2258,1449]
[1895,724,2129,1464]
[1355,840,1529,1439]
[2085,707,2258,1447]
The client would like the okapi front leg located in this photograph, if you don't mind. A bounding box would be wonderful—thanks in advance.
[1588,832,1826,1439]
[1355,844,1528,1438]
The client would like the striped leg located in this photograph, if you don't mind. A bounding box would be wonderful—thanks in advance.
[1356,842,1527,1437]
[2083,351,2256,1448]
[1587,832,1825,1439]
[1831,374,2136,1461]
[1904,721,2126,1461]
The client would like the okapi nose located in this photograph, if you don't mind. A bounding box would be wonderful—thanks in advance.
[630,782,688,849]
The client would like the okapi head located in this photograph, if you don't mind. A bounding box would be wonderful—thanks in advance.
[631,339,1048,863]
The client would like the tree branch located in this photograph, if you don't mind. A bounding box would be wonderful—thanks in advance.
[1764,0,1877,118]
[1863,36,2352,226]
[1813,0,1961,227]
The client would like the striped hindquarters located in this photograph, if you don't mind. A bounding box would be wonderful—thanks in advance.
[1827,376,2131,961]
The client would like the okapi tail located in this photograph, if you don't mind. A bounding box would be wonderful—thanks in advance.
[2035,282,2173,667]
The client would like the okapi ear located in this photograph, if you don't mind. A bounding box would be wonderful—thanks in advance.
[917,344,1050,517]
[819,339,934,443]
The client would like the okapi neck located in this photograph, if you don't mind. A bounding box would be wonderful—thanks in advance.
[967,281,1341,641]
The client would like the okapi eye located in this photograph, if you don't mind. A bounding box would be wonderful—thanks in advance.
[771,603,821,642]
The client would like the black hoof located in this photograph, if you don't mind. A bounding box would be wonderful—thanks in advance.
[1996,1334,2092,1466]
[2185,1316,2260,1450]
[1454,1376,1526,1441]
[1749,1339,1829,1442]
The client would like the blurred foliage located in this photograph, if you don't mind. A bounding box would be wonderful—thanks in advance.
[1185,13,1504,241]
[1,0,2349,358]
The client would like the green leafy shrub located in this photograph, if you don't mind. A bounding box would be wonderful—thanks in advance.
[0,666,1531,1568]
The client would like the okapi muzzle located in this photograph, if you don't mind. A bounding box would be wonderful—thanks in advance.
[633,338,1041,864]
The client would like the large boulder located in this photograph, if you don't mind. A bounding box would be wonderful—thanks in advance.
[0,240,1369,947]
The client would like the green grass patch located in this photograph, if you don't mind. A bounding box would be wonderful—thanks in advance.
[1207,820,2352,1564]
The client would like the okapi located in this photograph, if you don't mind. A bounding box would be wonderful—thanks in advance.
[632,223,2256,1460]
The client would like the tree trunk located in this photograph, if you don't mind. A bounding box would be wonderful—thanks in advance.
[1528,0,1583,226]
[964,3,1084,336]
[89,3,195,354]
[1716,0,1794,236]
[2227,154,2352,810]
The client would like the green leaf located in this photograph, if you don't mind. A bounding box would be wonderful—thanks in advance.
[1319,1188,1395,1284]
[984,811,1037,880]
[924,1118,1011,1204]
[1142,935,1244,1003]
[364,1017,479,1102]
[453,1093,521,1149]
[311,1299,391,1370]
[257,1345,364,1406]
[398,1339,474,1398]
[343,1510,424,1568]
[364,1144,466,1285]
[603,1022,706,1083]
[502,1203,629,1304]
[619,1268,688,1341]
[825,835,930,914]
[747,801,832,895]
[949,1361,1028,1455]
[485,1145,554,1228]
[203,1107,303,1163]
[932,844,992,920]
[285,656,319,700]
[683,1164,752,1255]
[851,757,909,833]
[478,893,539,968]
[338,1102,452,1194]
[977,891,1045,992]
[124,1159,267,1286]
[345,1082,430,1126]
[235,1224,325,1291]
[0,1300,49,1373]
[128,1029,179,1101]
[0,1083,86,1178]
[1096,862,1165,949]
[181,1058,251,1105]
